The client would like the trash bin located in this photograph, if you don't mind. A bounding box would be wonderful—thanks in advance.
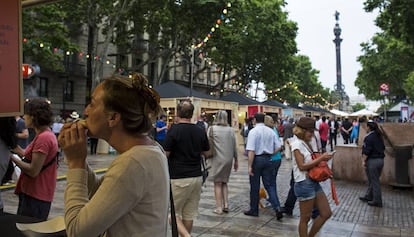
[394,144,413,185]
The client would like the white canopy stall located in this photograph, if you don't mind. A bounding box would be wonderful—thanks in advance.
[330,109,349,117]
[350,108,378,117]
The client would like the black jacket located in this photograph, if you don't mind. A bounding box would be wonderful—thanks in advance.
[362,132,385,159]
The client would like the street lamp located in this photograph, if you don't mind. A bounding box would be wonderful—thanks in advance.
[61,51,70,114]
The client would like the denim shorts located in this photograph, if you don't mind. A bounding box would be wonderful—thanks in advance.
[294,178,323,201]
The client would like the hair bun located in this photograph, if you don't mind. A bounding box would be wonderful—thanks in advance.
[129,73,160,110]
[130,73,148,91]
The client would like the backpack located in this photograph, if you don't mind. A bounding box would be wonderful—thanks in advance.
[196,121,206,131]
[278,124,284,137]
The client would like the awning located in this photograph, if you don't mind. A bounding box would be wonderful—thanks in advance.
[330,109,349,116]
[350,108,379,117]
[22,0,63,8]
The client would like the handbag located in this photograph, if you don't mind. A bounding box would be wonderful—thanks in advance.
[302,137,332,182]
[308,152,333,182]
[204,126,215,158]
[303,141,339,205]
[201,156,210,185]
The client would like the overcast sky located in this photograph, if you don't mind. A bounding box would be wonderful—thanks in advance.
[284,0,380,97]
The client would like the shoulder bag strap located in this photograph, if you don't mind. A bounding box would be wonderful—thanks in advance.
[208,126,215,155]
[201,156,207,171]
[41,152,59,171]
[25,134,58,172]
[302,141,317,160]
[209,126,214,144]
[170,183,178,237]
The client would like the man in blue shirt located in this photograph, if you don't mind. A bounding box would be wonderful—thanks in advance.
[244,113,283,220]
[155,114,168,147]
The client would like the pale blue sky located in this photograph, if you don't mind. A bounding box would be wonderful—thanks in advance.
[284,0,380,97]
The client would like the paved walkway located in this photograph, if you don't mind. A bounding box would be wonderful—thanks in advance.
[1,145,414,236]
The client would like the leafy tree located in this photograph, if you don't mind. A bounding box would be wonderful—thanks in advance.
[352,103,366,112]
[22,4,77,72]
[267,55,333,106]
[364,0,414,46]
[358,0,414,102]
[355,33,414,101]
[110,0,226,85]
[404,71,414,99]
[22,0,333,107]
[208,0,298,95]
[60,0,137,90]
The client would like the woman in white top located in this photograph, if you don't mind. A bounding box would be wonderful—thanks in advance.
[290,117,334,237]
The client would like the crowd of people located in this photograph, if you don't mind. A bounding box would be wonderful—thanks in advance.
[0,72,386,237]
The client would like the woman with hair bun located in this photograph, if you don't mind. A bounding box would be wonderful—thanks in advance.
[59,73,169,237]
[359,120,385,207]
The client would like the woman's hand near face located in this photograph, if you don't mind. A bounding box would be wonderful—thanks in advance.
[58,121,88,169]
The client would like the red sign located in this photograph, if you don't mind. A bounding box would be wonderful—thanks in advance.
[0,0,22,116]
[379,83,389,96]
[247,105,263,118]
[22,64,35,78]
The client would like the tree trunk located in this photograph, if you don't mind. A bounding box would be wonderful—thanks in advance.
[86,24,95,104]
[91,0,136,88]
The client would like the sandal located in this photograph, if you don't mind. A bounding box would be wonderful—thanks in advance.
[222,207,229,213]
[213,208,223,215]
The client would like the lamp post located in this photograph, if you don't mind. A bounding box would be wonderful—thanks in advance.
[190,46,194,97]
[61,51,70,115]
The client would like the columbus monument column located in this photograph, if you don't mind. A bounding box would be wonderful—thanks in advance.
[333,11,347,110]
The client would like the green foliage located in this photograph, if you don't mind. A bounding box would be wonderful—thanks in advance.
[22,4,78,72]
[352,103,366,112]
[22,0,332,107]
[358,0,414,103]
[403,71,414,100]
[364,0,414,46]
[356,33,414,101]
[273,55,332,106]
[208,0,298,90]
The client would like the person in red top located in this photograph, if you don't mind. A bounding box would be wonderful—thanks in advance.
[11,98,59,220]
[318,116,329,153]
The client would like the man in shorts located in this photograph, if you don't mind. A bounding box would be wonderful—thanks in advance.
[164,99,210,237]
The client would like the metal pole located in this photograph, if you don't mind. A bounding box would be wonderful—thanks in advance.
[384,96,387,122]
[62,75,66,112]
[190,47,194,97]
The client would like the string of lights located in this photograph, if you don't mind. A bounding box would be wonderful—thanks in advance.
[23,38,118,69]
[209,80,340,108]
[192,2,232,49]
[23,2,233,71]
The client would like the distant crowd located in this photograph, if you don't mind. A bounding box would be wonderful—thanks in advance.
[0,73,385,237]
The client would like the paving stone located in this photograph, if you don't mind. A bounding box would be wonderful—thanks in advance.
[2,144,414,237]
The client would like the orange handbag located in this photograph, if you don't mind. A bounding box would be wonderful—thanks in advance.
[308,152,333,182]
[309,152,339,205]
[304,140,339,205]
